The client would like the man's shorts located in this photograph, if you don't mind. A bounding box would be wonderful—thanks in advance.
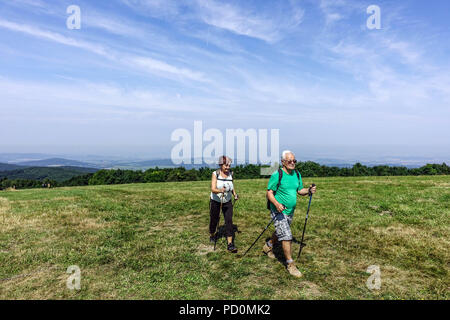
[270,209,293,241]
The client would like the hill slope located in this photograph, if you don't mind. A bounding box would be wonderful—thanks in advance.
[0,166,98,182]
[0,163,28,171]
[0,176,448,299]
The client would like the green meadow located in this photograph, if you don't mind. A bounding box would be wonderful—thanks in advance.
[0,176,449,299]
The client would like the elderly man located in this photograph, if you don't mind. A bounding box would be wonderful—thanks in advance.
[263,150,317,278]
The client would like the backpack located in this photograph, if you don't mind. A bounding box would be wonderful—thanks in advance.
[266,168,300,210]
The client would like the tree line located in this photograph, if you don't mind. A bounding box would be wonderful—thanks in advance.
[1,162,449,190]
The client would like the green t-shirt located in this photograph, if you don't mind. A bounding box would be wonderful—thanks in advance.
[267,169,303,216]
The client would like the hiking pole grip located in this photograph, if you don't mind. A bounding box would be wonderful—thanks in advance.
[308,183,316,196]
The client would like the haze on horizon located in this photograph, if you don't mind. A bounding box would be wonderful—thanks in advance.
[1,0,449,163]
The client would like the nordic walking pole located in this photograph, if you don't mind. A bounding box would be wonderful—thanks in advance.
[297,184,315,261]
[242,204,285,257]
[214,191,224,251]
[242,215,277,257]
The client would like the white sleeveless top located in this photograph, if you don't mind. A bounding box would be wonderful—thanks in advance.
[211,171,234,203]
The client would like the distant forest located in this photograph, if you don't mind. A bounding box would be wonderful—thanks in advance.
[1,162,449,190]
[0,166,98,182]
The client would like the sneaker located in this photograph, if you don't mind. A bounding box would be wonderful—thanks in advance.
[227,242,238,253]
[287,263,303,278]
[262,243,276,259]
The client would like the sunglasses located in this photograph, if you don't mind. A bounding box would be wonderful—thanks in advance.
[283,159,297,164]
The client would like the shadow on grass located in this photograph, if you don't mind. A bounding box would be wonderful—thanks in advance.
[213,224,241,247]
[262,236,309,267]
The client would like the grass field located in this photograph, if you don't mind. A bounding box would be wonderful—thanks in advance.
[0,176,449,299]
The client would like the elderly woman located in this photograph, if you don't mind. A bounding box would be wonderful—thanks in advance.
[209,155,239,253]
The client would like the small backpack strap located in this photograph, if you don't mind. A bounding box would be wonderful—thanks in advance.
[216,169,233,181]
[274,168,283,195]
[295,170,300,191]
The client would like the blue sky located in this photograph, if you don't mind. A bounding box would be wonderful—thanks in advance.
[0,0,449,161]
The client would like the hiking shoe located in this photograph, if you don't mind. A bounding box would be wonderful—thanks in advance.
[287,263,303,278]
[227,242,238,253]
[262,243,276,259]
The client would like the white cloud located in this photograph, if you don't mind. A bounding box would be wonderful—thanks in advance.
[194,0,304,43]
[125,56,207,82]
[122,0,304,43]
[194,0,277,42]
[383,39,422,65]
[320,35,450,112]
[0,77,196,117]
[10,0,47,8]
[0,19,208,82]
[121,0,183,18]
[319,0,348,25]
[84,14,146,38]
[0,19,110,57]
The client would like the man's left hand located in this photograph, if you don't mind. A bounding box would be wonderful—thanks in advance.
[309,185,317,195]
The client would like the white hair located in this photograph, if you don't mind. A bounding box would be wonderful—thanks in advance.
[281,150,295,160]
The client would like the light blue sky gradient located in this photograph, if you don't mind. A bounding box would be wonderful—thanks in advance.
[0,0,449,160]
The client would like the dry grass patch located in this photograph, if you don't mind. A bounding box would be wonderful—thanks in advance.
[1,214,46,233]
[0,264,60,299]
[353,180,390,184]
[197,244,214,256]
[375,264,442,298]
[0,197,11,214]
[148,214,197,234]
[431,182,450,187]
[415,198,437,203]
[370,225,419,237]
[298,281,322,298]
[1,205,109,234]
[56,207,111,231]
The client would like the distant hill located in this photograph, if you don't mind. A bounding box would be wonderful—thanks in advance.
[0,166,99,182]
[14,158,99,168]
[0,163,28,171]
